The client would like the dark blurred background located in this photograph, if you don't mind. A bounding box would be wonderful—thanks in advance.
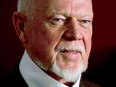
[0,0,116,87]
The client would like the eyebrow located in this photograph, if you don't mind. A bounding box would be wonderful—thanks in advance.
[46,8,93,20]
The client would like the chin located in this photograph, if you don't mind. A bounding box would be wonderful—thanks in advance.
[50,60,87,82]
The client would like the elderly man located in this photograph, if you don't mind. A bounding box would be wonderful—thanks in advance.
[3,0,102,87]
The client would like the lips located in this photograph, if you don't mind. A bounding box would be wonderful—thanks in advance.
[61,50,79,54]
[59,49,81,60]
[56,44,85,60]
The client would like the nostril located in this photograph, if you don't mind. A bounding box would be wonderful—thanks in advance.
[62,32,75,41]
[62,31,82,41]
[66,36,76,41]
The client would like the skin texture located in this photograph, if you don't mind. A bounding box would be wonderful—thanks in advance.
[13,0,93,85]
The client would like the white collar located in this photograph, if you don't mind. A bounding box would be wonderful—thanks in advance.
[19,50,81,87]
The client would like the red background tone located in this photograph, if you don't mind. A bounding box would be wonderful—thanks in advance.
[0,0,116,86]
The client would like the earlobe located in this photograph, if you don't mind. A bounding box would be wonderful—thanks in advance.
[19,31,27,43]
[12,12,27,43]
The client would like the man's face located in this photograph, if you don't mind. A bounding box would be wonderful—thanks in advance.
[24,0,93,81]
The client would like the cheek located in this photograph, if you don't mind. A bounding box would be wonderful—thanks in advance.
[26,19,65,66]
[28,38,54,68]
[82,30,92,60]
[85,33,92,60]
[27,29,62,67]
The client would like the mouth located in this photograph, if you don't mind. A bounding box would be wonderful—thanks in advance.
[56,44,85,60]
[61,50,80,54]
[59,49,82,60]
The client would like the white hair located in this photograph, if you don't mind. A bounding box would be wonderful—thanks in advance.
[17,0,37,18]
[50,58,87,82]
[34,57,87,82]
[17,0,26,12]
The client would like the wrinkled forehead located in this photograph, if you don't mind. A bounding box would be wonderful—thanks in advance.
[23,0,93,18]
[36,0,93,12]
[43,0,91,7]
[41,0,93,17]
[19,0,93,10]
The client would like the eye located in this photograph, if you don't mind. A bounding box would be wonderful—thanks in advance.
[79,20,90,24]
[78,19,91,28]
[50,18,66,25]
[48,14,67,26]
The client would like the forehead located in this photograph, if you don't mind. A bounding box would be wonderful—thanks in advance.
[34,0,93,17]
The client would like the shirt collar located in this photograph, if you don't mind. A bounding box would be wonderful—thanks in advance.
[19,50,81,87]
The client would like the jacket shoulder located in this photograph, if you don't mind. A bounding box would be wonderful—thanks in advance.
[1,63,28,87]
[80,80,103,87]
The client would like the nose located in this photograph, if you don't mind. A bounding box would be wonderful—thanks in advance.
[63,19,83,41]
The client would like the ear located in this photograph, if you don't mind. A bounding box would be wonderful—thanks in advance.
[12,12,27,43]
